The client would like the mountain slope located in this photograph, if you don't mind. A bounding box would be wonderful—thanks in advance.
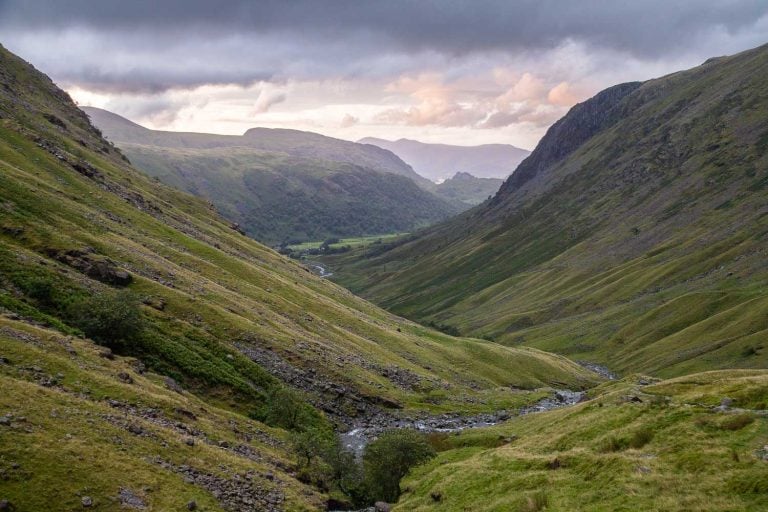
[328,44,768,377]
[0,44,598,510]
[0,318,325,511]
[84,107,461,244]
[359,137,530,182]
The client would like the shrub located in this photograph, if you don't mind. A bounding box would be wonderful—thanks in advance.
[19,276,56,306]
[720,414,755,431]
[363,429,436,502]
[628,427,654,449]
[325,443,367,502]
[67,289,143,348]
[291,427,338,489]
[598,435,628,453]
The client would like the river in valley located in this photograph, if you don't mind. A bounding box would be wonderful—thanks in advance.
[339,389,585,456]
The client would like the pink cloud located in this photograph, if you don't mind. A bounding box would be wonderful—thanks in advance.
[377,70,584,130]
[548,81,579,106]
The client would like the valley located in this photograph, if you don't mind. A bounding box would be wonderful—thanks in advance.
[0,43,600,511]
[1,8,767,511]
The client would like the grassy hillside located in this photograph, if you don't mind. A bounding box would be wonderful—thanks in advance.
[327,44,768,377]
[359,137,530,182]
[0,43,599,509]
[0,317,324,511]
[84,108,465,244]
[395,370,768,511]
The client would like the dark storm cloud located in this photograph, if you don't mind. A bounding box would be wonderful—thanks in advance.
[3,0,767,56]
[1,0,767,93]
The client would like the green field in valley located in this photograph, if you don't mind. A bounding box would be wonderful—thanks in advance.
[287,232,410,251]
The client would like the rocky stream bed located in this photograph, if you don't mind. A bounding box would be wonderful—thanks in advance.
[339,389,585,456]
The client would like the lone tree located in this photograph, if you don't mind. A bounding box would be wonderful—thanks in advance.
[363,429,436,502]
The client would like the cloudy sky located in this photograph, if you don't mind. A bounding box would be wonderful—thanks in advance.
[2,1,767,149]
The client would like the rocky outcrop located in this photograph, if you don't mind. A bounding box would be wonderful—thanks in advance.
[495,81,642,197]
[45,248,132,286]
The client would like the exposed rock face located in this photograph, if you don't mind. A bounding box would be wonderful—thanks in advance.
[497,81,642,196]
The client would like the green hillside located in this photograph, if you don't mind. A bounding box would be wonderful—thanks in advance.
[327,44,768,377]
[84,108,462,244]
[396,370,768,511]
[0,43,598,510]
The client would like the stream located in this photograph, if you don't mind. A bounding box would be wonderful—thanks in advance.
[339,389,584,456]
[305,260,333,278]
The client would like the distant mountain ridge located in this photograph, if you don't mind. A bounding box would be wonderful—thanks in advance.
[358,137,530,182]
[83,107,462,243]
[85,107,428,184]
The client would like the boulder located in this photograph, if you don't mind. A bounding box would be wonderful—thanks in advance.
[45,249,131,286]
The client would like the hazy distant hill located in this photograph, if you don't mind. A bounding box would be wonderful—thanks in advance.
[84,107,462,243]
[358,137,530,182]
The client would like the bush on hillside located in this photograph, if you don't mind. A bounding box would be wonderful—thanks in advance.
[363,429,436,502]
[67,289,144,349]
